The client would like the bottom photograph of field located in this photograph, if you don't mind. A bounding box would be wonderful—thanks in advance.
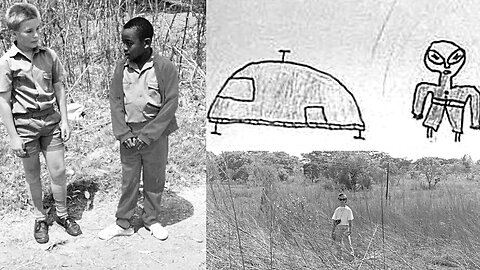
[206,151,480,269]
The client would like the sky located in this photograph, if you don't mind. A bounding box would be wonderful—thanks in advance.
[206,0,480,160]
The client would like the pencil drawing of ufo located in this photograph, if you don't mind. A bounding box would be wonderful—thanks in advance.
[207,50,366,139]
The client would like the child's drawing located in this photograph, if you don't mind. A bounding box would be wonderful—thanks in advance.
[412,40,480,142]
[207,50,366,139]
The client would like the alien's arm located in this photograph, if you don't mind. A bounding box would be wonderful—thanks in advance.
[466,86,480,129]
[412,82,434,119]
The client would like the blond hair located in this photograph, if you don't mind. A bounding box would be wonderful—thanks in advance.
[5,3,40,31]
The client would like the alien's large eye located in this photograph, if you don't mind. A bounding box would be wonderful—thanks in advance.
[447,49,465,65]
[427,50,445,65]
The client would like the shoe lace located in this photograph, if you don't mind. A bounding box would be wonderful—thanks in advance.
[36,220,47,230]
[65,217,78,227]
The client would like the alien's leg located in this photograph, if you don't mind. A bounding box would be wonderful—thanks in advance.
[427,128,433,138]
[445,106,464,142]
[455,133,461,142]
[423,104,443,139]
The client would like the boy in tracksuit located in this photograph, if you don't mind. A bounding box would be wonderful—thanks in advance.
[98,17,179,240]
[0,3,82,244]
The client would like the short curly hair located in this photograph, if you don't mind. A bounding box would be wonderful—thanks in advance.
[123,17,153,41]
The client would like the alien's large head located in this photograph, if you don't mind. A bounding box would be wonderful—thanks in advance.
[424,40,465,77]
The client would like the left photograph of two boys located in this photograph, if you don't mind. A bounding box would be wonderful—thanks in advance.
[0,1,206,269]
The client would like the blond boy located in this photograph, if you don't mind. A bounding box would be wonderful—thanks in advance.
[0,3,81,244]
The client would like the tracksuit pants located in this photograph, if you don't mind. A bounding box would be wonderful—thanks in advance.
[115,123,168,229]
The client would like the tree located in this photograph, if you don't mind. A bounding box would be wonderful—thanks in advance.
[413,157,445,189]
[461,154,473,173]
[302,151,383,190]
[216,152,252,183]
[302,162,322,182]
[206,152,220,182]
[249,151,300,182]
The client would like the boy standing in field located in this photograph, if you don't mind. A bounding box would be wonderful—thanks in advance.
[0,3,82,244]
[98,17,179,240]
[331,193,354,259]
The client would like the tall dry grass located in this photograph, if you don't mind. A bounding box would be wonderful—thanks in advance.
[207,162,480,269]
[0,0,205,214]
[0,0,205,92]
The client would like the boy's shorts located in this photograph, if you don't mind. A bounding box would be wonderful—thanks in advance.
[13,108,64,158]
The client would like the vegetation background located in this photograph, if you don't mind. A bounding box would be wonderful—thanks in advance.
[0,0,206,269]
[207,151,480,269]
[0,0,205,213]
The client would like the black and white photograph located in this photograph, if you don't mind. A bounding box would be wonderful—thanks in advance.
[206,0,480,269]
[207,0,480,156]
[0,0,206,269]
[3,0,480,269]
[207,150,480,269]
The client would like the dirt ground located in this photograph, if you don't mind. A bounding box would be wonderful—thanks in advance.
[0,185,206,270]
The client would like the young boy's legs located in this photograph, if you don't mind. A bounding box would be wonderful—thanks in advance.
[21,154,50,243]
[44,149,67,217]
[98,144,140,240]
[333,225,354,260]
[116,145,142,229]
[98,135,169,240]
[17,112,81,243]
[21,154,45,220]
[141,135,168,240]
[44,148,82,236]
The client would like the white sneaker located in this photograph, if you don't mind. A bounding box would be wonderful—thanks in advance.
[147,223,168,240]
[98,223,134,240]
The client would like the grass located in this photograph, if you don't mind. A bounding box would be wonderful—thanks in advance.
[0,0,205,216]
[207,162,480,269]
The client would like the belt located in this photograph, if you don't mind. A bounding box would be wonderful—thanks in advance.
[431,97,466,108]
[14,107,55,119]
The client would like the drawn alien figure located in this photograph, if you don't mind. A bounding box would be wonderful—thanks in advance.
[412,40,480,142]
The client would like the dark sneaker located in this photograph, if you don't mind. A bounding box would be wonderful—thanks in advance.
[55,216,82,236]
[34,220,49,244]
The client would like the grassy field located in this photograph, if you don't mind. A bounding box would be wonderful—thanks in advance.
[0,0,205,216]
[207,171,480,269]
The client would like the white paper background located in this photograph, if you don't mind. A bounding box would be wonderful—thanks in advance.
[206,0,480,159]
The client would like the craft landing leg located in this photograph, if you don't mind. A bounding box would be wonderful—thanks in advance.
[354,130,365,140]
[211,123,221,135]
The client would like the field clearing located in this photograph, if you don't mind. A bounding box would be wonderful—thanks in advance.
[207,174,480,269]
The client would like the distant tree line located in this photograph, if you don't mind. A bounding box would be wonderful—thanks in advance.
[207,151,478,191]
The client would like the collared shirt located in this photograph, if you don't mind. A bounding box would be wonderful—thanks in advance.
[332,205,354,226]
[110,50,179,144]
[0,43,65,115]
[123,51,161,123]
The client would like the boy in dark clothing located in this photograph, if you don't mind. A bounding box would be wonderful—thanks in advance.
[0,3,81,244]
[98,17,179,240]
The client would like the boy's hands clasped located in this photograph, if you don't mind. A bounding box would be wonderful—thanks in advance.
[123,137,147,150]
